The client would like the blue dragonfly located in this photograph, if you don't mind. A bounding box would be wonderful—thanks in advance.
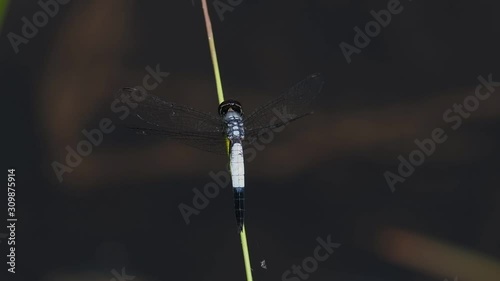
[121,73,324,231]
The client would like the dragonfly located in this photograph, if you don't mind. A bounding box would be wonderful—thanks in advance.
[121,73,324,232]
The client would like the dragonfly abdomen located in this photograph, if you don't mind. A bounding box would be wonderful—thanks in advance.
[230,143,245,188]
[224,110,246,231]
[230,142,245,232]
[233,188,245,232]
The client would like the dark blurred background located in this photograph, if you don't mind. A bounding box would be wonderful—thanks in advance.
[2,0,500,280]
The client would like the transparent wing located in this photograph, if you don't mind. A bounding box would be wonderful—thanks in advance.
[243,73,324,138]
[120,87,228,154]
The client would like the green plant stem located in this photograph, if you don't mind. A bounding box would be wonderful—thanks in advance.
[200,1,253,281]
[201,0,224,104]
[240,225,253,280]
[0,0,10,31]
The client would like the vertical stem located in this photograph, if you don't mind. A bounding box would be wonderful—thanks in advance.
[200,1,253,281]
[240,226,253,281]
[201,0,225,104]
[0,0,10,31]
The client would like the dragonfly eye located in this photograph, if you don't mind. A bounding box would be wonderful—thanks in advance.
[218,100,243,116]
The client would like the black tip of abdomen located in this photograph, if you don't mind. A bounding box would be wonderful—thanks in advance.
[233,188,245,232]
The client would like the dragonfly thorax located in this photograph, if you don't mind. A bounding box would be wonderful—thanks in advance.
[223,111,245,141]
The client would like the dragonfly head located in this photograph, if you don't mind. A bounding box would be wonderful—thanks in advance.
[218,99,243,116]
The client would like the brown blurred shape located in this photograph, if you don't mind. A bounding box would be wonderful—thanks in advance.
[376,227,500,281]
